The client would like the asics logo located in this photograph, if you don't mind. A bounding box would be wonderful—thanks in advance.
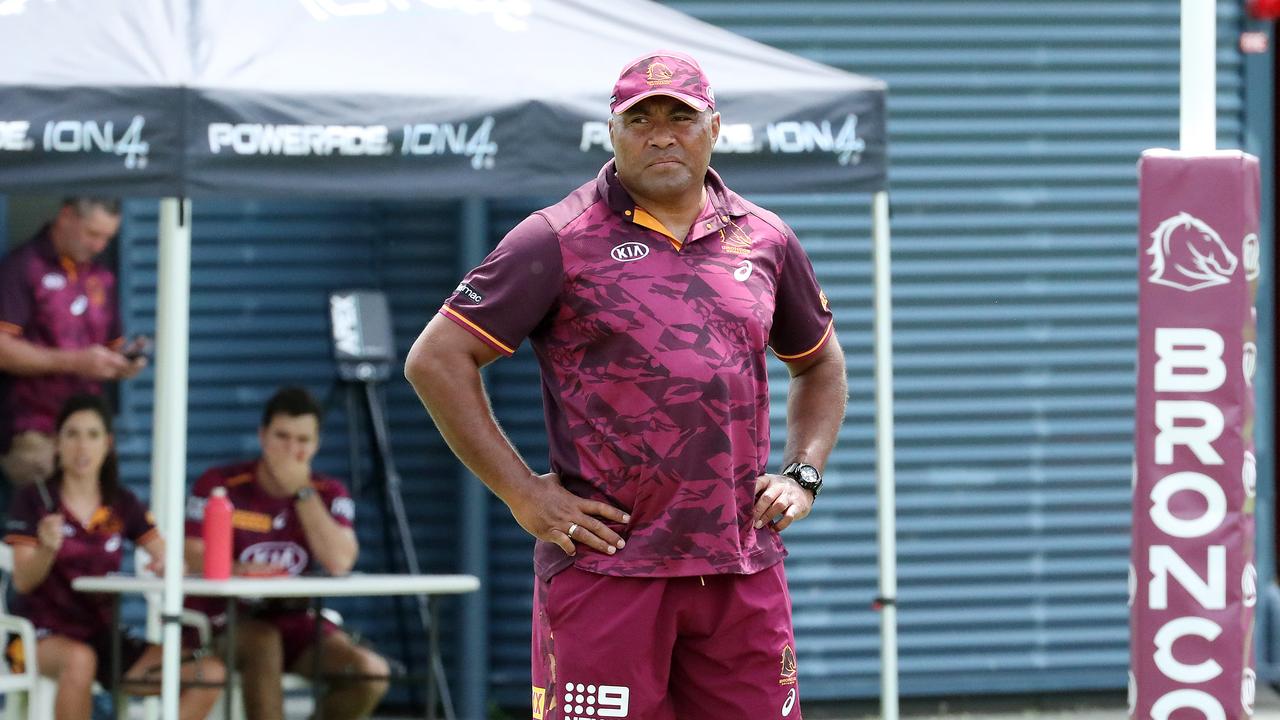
[782,687,797,716]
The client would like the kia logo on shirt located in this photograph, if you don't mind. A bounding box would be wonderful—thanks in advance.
[240,542,309,574]
[610,242,649,263]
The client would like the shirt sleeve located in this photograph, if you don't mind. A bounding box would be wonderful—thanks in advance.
[318,479,355,529]
[768,229,835,362]
[3,484,44,546]
[0,251,32,337]
[120,488,159,545]
[439,213,564,356]
[184,470,216,538]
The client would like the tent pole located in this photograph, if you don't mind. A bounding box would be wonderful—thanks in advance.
[154,197,192,720]
[871,190,899,720]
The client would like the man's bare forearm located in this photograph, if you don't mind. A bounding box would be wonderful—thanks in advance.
[294,497,358,575]
[0,333,75,376]
[405,344,537,505]
[782,339,848,470]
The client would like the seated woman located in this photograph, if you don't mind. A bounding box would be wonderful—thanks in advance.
[2,394,223,720]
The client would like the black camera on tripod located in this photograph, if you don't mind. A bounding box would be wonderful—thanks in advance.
[329,289,395,383]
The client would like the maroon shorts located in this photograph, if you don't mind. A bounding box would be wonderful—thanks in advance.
[531,563,802,720]
[183,604,339,670]
[263,609,341,670]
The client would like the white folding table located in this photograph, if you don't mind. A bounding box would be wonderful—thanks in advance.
[74,573,480,720]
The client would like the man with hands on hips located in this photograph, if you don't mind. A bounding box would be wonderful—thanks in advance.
[406,50,846,720]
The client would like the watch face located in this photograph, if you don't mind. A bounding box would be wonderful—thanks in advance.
[798,466,819,484]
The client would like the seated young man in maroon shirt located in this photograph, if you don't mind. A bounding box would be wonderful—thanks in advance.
[0,197,148,489]
[4,394,224,720]
[183,387,389,720]
[407,51,846,720]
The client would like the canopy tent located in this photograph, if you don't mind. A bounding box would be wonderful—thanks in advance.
[0,0,885,197]
[0,1,896,717]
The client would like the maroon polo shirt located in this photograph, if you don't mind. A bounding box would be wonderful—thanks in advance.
[3,481,158,641]
[441,161,834,581]
[183,461,354,617]
[184,460,355,572]
[0,226,123,449]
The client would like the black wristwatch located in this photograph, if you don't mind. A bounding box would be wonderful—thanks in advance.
[782,462,823,498]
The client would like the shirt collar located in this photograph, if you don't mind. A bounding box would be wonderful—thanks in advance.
[595,160,751,244]
[596,160,751,222]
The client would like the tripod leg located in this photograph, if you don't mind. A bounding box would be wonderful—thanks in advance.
[344,384,365,496]
[363,382,459,720]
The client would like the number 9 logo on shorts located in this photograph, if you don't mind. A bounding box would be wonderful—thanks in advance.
[561,682,629,719]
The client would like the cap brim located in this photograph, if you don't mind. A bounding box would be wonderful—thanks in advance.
[611,89,709,114]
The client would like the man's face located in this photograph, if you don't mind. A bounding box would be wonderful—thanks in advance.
[54,205,120,264]
[608,96,720,206]
[259,413,320,475]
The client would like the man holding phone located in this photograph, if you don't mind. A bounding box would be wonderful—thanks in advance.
[0,197,148,489]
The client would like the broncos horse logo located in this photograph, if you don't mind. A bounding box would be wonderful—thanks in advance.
[1147,212,1238,292]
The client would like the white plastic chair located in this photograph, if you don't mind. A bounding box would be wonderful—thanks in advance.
[0,541,126,720]
[0,543,40,720]
[0,544,210,720]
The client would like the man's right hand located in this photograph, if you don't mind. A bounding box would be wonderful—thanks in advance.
[70,344,134,380]
[509,473,630,558]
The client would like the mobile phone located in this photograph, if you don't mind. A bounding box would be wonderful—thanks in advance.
[123,338,151,361]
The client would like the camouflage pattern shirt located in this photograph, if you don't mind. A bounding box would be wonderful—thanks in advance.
[442,161,834,580]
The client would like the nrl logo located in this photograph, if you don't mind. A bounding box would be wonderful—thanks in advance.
[1147,212,1238,292]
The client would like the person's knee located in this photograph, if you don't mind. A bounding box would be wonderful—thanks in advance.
[188,654,225,686]
[0,432,55,487]
[362,650,390,698]
[56,643,98,688]
[340,647,390,702]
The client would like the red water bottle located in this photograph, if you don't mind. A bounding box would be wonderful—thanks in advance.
[202,487,233,580]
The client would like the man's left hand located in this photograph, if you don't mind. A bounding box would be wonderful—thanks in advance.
[751,473,814,531]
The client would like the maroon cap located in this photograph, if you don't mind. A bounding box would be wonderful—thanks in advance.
[609,51,715,114]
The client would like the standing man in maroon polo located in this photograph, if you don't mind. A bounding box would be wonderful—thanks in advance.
[406,51,847,719]
[0,197,147,489]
